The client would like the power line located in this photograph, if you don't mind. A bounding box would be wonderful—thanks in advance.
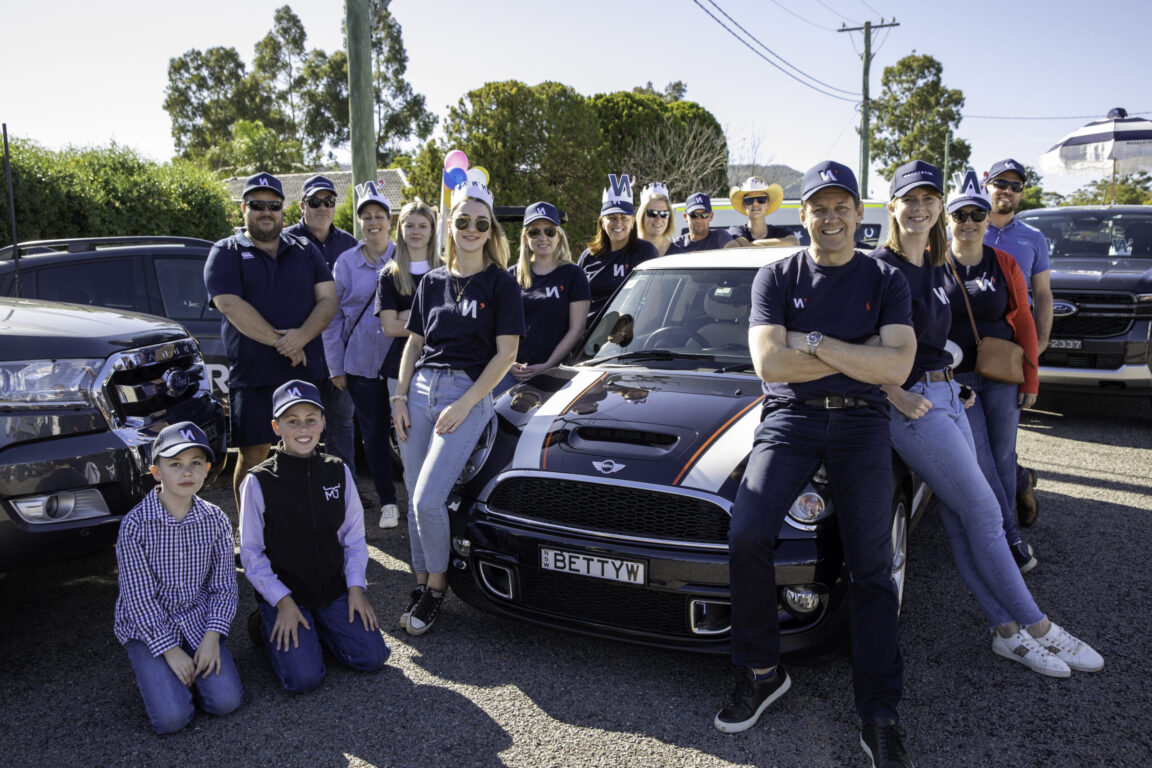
[857,0,884,16]
[964,110,1152,120]
[693,0,860,101]
[814,0,856,23]
[766,0,838,32]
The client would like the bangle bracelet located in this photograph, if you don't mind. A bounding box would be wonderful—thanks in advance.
[389,394,408,402]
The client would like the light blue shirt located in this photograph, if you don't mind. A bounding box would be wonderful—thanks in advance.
[321,241,396,378]
[984,216,1050,290]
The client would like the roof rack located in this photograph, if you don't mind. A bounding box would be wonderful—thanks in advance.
[0,235,214,260]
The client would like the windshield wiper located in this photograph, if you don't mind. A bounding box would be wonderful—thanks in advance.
[591,350,716,365]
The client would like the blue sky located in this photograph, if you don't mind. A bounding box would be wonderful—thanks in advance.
[4,0,1146,196]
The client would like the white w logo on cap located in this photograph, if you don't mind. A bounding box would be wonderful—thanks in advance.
[819,169,838,182]
[259,177,269,186]
[536,205,548,215]
[287,386,302,398]
[180,428,197,441]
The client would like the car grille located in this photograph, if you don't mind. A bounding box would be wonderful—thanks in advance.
[573,427,678,447]
[517,567,689,635]
[96,339,207,425]
[1039,351,1125,370]
[486,477,731,544]
[1051,292,1150,338]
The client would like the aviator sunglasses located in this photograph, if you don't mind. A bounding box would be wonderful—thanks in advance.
[527,226,557,238]
[454,216,491,232]
[950,209,989,223]
[989,179,1025,193]
[245,199,283,212]
[645,209,670,219]
[742,195,769,205]
[306,196,337,208]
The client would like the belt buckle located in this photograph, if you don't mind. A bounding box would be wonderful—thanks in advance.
[823,396,846,409]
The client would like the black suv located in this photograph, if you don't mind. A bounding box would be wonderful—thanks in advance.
[0,236,228,397]
[1016,206,1152,395]
[0,296,226,571]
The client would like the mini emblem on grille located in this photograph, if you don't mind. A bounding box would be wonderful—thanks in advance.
[592,459,626,474]
[1052,301,1078,318]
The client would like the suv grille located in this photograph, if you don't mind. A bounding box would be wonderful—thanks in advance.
[1051,292,1150,337]
[96,339,206,425]
[486,477,731,544]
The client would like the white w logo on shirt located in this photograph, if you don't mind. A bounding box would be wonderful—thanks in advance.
[613,265,627,277]
[460,299,478,318]
[933,287,950,305]
[544,286,560,299]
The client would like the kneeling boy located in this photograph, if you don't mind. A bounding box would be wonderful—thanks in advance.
[239,379,389,692]
[114,422,242,734]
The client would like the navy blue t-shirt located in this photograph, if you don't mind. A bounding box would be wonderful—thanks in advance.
[578,239,660,324]
[750,249,912,405]
[944,246,1013,374]
[511,262,592,366]
[374,268,423,380]
[728,223,795,242]
[667,229,734,254]
[203,231,333,387]
[406,264,526,380]
[284,222,359,271]
[870,247,954,388]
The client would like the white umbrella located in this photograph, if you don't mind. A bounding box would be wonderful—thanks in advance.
[1040,108,1152,202]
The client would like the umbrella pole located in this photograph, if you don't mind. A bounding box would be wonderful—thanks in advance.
[1108,157,1117,205]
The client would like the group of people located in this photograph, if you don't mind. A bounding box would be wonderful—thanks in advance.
[111,159,1093,767]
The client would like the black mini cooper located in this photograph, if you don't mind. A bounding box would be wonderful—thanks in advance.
[447,248,929,658]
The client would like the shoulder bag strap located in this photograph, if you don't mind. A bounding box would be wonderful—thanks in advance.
[944,251,982,344]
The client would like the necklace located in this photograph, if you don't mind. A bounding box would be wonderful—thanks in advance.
[454,271,476,302]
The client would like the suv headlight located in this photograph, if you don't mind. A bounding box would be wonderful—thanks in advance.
[0,359,102,407]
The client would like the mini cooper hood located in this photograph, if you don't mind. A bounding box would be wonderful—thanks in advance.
[500,368,763,493]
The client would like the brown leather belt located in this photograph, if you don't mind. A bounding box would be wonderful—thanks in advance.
[923,368,953,384]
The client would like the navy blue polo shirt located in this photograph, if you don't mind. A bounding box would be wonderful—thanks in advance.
[284,222,359,271]
[406,264,526,381]
[511,262,591,366]
[667,229,733,254]
[750,249,912,406]
[871,247,954,388]
[374,268,423,379]
[204,231,333,387]
[578,239,660,323]
[944,246,1014,373]
[728,223,795,242]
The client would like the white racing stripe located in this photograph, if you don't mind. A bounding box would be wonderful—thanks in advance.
[677,399,762,492]
[510,369,606,471]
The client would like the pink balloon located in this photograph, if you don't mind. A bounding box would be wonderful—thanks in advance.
[443,149,469,172]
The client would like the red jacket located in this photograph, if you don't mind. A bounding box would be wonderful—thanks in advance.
[992,246,1039,395]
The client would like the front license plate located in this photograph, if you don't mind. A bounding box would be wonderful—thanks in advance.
[1049,339,1083,350]
[540,547,645,585]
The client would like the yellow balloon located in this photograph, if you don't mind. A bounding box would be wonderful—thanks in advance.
[467,166,490,186]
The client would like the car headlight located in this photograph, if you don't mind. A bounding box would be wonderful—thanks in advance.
[0,359,101,407]
[787,490,831,524]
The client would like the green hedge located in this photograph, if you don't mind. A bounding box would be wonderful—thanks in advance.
[0,140,234,246]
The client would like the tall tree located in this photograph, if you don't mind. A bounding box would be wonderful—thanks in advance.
[369,0,436,165]
[870,53,970,181]
[299,49,350,161]
[202,120,308,177]
[163,47,272,158]
[252,5,309,141]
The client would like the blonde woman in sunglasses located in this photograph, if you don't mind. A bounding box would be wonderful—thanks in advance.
[636,182,677,256]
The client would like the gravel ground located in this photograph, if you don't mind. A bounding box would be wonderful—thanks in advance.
[1,392,1149,767]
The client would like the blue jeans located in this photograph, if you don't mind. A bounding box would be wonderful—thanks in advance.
[887,379,1044,629]
[321,378,356,469]
[955,371,1022,545]
[345,374,397,506]
[124,639,243,734]
[398,368,494,576]
[729,404,902,725]
[256,592,390,693]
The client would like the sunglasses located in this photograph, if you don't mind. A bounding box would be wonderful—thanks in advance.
[306,196,337,208]
[454,216,491,232]
[527,226,557,239]
[245,200,283,212]
[950,209,989,223]
[688,211,711,219]
[989,179,1024,193]
[645,209,670,219]
[742,195,769,205]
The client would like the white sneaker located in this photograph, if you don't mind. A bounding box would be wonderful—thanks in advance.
[992,630,1070,678]
[1034,622,1104,672]
[378,503,399,529]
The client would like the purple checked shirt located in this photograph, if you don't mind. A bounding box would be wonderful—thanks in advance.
[113,489,238,656]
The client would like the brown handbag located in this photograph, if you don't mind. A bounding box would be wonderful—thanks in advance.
[945,253,1026,384]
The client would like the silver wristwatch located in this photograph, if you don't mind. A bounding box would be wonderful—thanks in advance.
[806,331,823,356]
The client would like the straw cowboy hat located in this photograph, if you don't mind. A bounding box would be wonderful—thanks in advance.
[729,177,784,216]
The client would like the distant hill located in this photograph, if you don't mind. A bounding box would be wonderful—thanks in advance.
[727,164,803,198]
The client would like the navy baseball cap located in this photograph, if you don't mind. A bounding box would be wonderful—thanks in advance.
[685,193,712,214]
[524,201,560,226]
[272,380,324,418]
[152,421,215,463]
[985,159,1028,184]
[801,161,859,201]
[301,175,337,199]
[242,172,285,200]
[890,160,944,198]
[947,169,992,213]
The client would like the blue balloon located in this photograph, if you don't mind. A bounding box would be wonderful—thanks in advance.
[443,167,467,189]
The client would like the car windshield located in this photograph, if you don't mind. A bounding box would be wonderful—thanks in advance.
[581,268,755,368]
[1019,210,1152,258]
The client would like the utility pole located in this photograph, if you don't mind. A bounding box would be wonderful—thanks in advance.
[346,0,375,239]
[839,18,899,199]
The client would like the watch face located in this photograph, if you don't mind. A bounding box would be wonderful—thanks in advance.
[807,332,821,344]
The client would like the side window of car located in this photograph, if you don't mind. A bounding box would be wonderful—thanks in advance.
[35,259,138,310]
[153,258,220,320]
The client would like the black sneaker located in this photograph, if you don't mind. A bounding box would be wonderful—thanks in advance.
[860,720,915,767]
[713,666,791,733]
[399,584,427,630]
[247,608,264,648]
[1010,540,1038,574]
[406,587,445,636]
